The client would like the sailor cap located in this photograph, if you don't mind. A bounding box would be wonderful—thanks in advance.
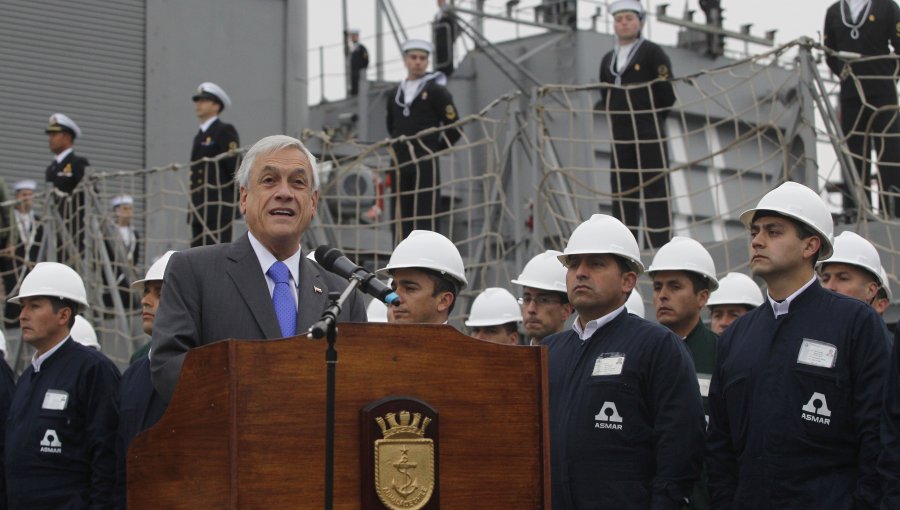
[192,82,232,110]
[111,194,134,208]
[12,180,37,193]
[45,113,82,139]
[401,39,433,55]
[609,0,645,17]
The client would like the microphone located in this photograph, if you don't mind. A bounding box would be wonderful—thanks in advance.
[314,246,400,306]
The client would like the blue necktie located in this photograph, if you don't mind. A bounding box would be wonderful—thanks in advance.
[267,261,297,337]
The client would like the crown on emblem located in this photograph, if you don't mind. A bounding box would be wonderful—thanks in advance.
[376,411,431,439]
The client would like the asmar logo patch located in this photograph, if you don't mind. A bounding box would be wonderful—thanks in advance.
[40,429,62,453]
[801,392,831,425]
[594,401,623,430]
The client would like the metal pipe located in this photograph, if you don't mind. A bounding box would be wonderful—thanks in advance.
[285,0,307,135]
[375,0,384,81]
[452,6,571,32]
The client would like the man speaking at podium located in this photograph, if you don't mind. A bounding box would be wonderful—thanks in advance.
[151,135,367,401]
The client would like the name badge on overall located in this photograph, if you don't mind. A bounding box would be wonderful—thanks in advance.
[797,338,837,368]
[42,390,69,411]
[593,354,625,376]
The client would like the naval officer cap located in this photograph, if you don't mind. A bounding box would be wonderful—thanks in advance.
[192,82,232,111]
[111,194,134,209]
[401,39,433,55]
[45,113,82,139]
[12,180,37,193]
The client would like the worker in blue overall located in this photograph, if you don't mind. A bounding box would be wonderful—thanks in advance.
[5,262,120,508]
[545,214,705,509]
[706,182,890,508]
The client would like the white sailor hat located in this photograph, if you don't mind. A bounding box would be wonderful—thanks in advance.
[609,0,645,17]
[348,28,360,35]
[12,180,37,193]
[192,82,232,110]
[401,39,433,55]
[111,194,134,209]
[45,113,82,139]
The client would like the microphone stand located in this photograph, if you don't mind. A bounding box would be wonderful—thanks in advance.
[308,276,362,510]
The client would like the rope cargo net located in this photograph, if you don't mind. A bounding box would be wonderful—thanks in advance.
[0,40,895,370]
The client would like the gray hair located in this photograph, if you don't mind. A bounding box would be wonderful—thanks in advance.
[234,134,320,191]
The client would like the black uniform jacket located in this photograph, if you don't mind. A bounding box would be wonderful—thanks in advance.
[546,310,705,509]
[45,151,89,194]
[5,338,120,509]
[386,76,462,157]
[706,281,890,509]
[824,0,900,104]
[598,39,676,140]
[189,118,240,207]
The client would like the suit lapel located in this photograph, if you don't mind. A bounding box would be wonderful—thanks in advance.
[225,235,283,339]
[297,255,329,334]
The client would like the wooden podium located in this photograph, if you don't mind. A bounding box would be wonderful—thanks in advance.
[127,323,550,508]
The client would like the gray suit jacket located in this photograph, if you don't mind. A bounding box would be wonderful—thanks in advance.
[150,234,367,400]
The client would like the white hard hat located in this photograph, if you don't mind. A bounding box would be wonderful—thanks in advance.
[558,214,644,274]
[401,39,433,54]
[740,181,834,260]
[71,315,100,350]
[609,0,645,17]
[45,113,82,139]
[880,266,893,302]
[132,251,177,288]
[366,299,388,323]
[192,82,232,110]
[511,250,567,293]
[8,262,89,307]
[707,272,764,308]
[0,329,6,356]
[648,236,719,291]
[377,230,468,288]
[815,231,881,281]
[464,287,523,327]
[625,289,645,318]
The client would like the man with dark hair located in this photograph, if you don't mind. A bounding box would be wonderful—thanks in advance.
[647,236,721,509]
[598,0,676,248]
[511,250,574,345]
[648,236,719,377]
[707,182,890,508]
[377,229,467,325]
[824,0,900,217]
[465,287,522,345]
[190,81,240,247]
[546,214,704,509]
[5,262,120,508]
[386,39,461,240]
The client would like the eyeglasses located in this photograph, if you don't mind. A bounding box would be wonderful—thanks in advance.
[518,295,563,306]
